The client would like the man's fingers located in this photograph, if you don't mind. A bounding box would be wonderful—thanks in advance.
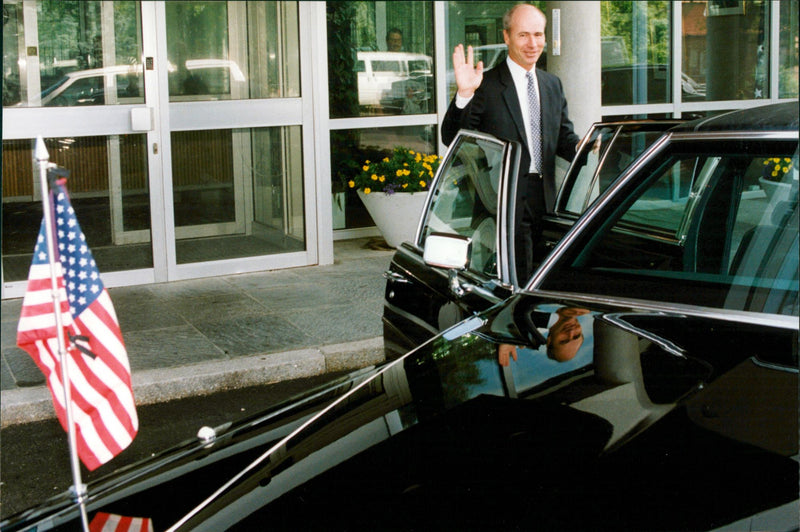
[466,44,475,67]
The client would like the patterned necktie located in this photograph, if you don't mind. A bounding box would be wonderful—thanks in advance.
[526,71,543,174]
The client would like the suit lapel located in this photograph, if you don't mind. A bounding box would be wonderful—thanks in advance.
[498,62,530,151]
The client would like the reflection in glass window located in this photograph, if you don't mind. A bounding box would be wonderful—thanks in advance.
[2,135,152,279]
[327,2,434,118]
[165,1,299,101]
[682,0,768,101]
[779,1,799,99]
[171,127,305,264]
[601,1,671,105]
[331,126,437,230]
[541,141,799,315]
[4,1,144,107]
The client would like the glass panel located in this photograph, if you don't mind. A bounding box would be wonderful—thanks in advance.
[563,124,675,215]
[172,126,305,264]
[601,1,671,105]
[420,135,506,277]
[4,1,144,108]
[682,1,768,102]
[331,125,437,230]
[541,140,799,315]
[446,2,544,100]
[2,135,152,280]
[779,1,799,99]
[165,1,299,101]
[327,1,435,118]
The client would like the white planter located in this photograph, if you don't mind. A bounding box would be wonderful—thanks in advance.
[759,176,792,202]
[357,190,429,248]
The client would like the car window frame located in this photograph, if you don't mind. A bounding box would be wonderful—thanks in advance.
[529,131,799,321]
[415,129,521,289]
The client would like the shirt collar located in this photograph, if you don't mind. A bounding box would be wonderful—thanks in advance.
[506,57,537,83]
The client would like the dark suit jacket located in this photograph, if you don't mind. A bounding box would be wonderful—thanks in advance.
[442,60,580,213]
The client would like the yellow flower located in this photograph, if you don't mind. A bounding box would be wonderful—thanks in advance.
[379,175,385,182]
[364,187,371,194]
[362,165,370,171]
[409,150,415,154]
[348,180,355,188]
[402,183,408,189]
[371,174,378,181]
[419,180,426,187]
[383,157,389,163]
[782,166,789,173]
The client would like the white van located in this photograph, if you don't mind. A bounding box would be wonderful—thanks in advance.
[356,51,432,111]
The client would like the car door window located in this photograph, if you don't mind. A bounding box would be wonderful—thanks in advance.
[561,124,677,216]
[539,140,799,315]
[420,134,506,277]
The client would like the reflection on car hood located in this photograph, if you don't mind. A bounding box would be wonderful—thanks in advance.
[3,295,797,531]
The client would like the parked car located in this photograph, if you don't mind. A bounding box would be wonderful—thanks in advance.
[2,103,797,531]
[383,118,681,357]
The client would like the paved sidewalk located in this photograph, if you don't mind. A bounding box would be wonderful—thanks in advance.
[0,238,395,427]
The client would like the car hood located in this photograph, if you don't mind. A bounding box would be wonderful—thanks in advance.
[3,294,797,531]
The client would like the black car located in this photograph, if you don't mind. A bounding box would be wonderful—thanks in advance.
[383,118,680,358]
[2,103,797,531]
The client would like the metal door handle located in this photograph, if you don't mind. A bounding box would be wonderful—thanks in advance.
[383,270,410,283]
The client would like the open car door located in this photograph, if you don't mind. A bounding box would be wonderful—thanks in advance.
[382,130,521,358]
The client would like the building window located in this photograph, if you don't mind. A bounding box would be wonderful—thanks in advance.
[683,0,768,101]
[601,1,672,105]
[2,135,151,280]
[779,0,799,99]
[327,1,434,118]
[3,1,144,108]
[171,126,305,264]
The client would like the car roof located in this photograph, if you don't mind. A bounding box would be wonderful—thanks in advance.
[670,101,799,134]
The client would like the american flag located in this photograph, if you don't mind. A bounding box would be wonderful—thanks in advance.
[16,178,138,471]
[89,512,153,532]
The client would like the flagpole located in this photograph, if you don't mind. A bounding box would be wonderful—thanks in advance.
[35,136,90,532]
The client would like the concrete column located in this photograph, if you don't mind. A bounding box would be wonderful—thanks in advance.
[543,1,602,139]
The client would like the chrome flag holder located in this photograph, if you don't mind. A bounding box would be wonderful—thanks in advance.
[34,136,90,532]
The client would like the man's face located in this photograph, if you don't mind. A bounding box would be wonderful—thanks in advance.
[503,5,546,70]
[387,32,403,52]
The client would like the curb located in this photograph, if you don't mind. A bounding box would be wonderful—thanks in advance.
[0,337,385,428]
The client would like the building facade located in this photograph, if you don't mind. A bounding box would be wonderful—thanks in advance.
[2,1,797,298]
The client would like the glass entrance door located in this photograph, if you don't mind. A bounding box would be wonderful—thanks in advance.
[2,1,313,298]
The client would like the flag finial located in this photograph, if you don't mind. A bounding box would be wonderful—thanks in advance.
[34,136,49,162]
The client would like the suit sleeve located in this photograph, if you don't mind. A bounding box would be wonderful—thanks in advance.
[441,88,489,146]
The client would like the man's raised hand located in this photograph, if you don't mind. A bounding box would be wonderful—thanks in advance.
[453,44,484,99]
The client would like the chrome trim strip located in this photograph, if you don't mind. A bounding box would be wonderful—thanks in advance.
[750,356,800,374]
[599,312,688,358]
[521,288,800,330]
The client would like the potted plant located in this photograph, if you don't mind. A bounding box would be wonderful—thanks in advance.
[348,147,441,247]
[759,156,795,201]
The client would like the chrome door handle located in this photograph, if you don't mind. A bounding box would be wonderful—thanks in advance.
[383,270,410,283]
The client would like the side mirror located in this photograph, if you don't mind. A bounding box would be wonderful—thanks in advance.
[423,233,471,270]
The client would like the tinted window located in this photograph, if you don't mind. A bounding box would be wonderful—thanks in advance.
[540,140,799,316]
[421,135,506,277]
[562,125,672,216]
